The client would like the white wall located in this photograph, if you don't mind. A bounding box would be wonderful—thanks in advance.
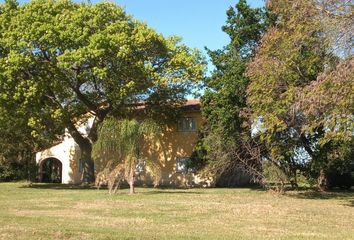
[36,134,79,184]
[36,116,95,184]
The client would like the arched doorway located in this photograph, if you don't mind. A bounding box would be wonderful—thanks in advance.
[39,158,63,183]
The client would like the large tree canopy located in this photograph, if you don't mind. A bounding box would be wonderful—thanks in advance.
[246,0,353,190]
[0,0,205,182]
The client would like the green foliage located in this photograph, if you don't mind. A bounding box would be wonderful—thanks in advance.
[299,58,354,143]
[247,0,327,138]
[0,97,54,183]
[93,117,161,193]
[0,160,22,182]
[246,0,353,189]
[311,139,354,173]
[197,0,352,190]
[318,140,354,189]
[246,0,328,178]
[0,154,38,182]
[262,161,288,184]
[0,0,204,123]
[93,118,161,165]
[203,0,267,138]
[188,131,208,171]
[198,0,268,185]
[92,117,161,179]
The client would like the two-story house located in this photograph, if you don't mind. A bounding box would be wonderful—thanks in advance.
[35,99,211,187]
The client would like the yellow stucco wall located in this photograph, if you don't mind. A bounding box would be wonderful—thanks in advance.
[138,111,202,186]
[94,110,205,187]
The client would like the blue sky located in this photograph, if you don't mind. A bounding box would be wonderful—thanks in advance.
[109,1,264,52]
[107,0,265,73]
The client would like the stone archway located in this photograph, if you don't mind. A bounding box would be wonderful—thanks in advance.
[39,157,63,183]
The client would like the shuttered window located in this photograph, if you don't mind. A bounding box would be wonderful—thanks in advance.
[177,118,196,132]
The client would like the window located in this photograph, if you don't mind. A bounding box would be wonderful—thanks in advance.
[176,157,192,173]
[177,118,196,132]
[135,160,145,174]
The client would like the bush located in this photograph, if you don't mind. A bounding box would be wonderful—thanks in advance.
[327,161,354,189]
[0,160,22,181]
[0,157,38,182]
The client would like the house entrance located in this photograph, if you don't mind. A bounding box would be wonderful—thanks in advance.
[40,158,62,183]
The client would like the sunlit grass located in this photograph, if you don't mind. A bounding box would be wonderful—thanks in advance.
[0,182,353,240]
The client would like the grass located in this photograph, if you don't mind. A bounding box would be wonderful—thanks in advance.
[0,182,353,240]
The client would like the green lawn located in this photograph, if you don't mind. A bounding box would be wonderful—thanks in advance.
[0,182,353,240]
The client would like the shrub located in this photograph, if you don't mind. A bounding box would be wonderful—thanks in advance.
[326,161,354,189]
[0,157,38,182]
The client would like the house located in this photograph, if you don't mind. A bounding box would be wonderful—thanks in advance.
[36,99,212,187]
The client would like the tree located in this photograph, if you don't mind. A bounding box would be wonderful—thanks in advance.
[0,0,205,183]
[92,118,161,194]
[246,0,353,190]
[0,97,57,181]
[316,0,354,57]
[199,0,269,186]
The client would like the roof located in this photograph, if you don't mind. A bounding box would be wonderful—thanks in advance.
[181,99,201,112]
[133,99,201,112]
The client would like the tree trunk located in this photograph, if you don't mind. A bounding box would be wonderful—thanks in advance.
[289,168,298,189]
[65,117,96,184]
[26,150,35,182]
[129,179,135,194]
[128,165,135,194]
[80,142,95,184]
[318,169,327,191]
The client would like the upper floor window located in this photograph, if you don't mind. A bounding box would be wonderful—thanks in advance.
[177,117,196,132]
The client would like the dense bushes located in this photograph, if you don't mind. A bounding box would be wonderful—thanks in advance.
[326,161,354,190]
[0,157,37,182]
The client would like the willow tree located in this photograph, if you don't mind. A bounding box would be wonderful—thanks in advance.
[0,0,205,183]
[93,118,161,194]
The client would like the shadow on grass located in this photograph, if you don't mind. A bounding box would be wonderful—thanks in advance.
[346,200,354,207]
[20,183,353,202]
[141,190,204,195]
[285,189,354,203]
[20,183,205,195]
[19,183,97,190]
